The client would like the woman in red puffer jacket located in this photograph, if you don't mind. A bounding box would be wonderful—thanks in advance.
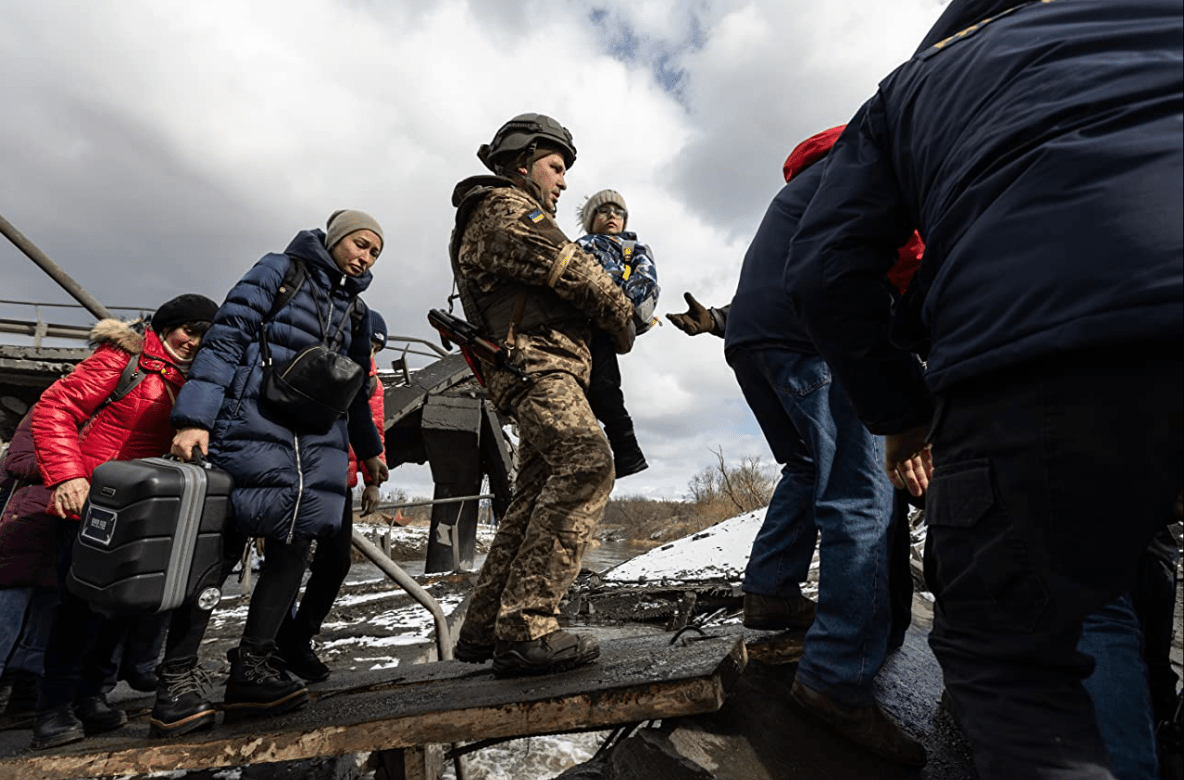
[34,312,205,519]
[28,294,218,751]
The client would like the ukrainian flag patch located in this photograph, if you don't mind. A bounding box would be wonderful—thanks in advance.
[528,209,545,223]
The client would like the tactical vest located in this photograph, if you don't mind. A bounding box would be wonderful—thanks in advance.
[449,177,585,340]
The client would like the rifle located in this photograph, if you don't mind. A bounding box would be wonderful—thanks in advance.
[428,309,529,385]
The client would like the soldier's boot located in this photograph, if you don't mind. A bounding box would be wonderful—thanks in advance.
[223,641,309,720]
[492,630,600,677]
[148,659,217,738]
[454,632,495,664]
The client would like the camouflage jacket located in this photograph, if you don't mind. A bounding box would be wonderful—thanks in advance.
[450,176,633,404]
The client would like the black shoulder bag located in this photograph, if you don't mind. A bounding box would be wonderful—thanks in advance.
[258,260,366,435]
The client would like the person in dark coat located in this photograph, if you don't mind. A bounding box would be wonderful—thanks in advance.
[275,308,390,683]
[668,128,928,767]
[0,412,58,715]
[169,210,388,724]
[784,1,1183,777]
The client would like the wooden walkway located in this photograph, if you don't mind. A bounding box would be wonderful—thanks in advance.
[0,631,749,780]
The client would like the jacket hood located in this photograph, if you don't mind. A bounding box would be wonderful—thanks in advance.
[783,126,846,183]
[283,228,373,296]
[452,175,519,208]
[915,0,1020,52]
[87,319,145,354]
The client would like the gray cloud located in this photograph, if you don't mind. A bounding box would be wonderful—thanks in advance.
[1,0,948,498]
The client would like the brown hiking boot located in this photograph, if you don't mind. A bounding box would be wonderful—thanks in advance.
[791,680,927,767]
[742,592,817,630]
[492,630,600,677]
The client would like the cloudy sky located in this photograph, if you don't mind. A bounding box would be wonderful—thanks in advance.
[1,0,947,500]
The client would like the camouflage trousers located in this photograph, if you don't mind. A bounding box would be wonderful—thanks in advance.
[459,371,614,643]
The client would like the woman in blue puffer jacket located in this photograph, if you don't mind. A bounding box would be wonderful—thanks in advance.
[167,210,388,728]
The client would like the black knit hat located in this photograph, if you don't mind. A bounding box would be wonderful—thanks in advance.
[151,294,219,335]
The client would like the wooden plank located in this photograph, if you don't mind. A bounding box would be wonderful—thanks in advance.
[0,632,746,780]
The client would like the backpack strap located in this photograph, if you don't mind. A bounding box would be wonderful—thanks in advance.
[94,352,147,414]
[265,255,308,323]
[258,255,310,366]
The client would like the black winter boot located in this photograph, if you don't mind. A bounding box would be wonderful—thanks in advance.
[223,641,309,720]
[2,670,40,715]
[148,660,217,738]
[275,622,330,683]
[74,693,127,734]
[30,705,85,750]
[607,428,648,479]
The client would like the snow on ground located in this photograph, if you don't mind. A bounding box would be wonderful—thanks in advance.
[604,509,764,582]
[601,508,822,598]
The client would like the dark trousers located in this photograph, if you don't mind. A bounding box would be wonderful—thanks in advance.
[161,524,246,665]
[925,342,1182,780]
[1132,527,1180,725]
[887,490,915,651]
[588,330,642,459]
[38,519,127,709]
[241,537,311,648]
[159,523,311,663]
[280,501,353,640]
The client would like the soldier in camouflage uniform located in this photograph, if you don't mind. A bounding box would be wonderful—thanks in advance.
[449,113,636,676]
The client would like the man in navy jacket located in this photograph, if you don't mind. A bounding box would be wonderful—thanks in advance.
[786,1,1183,777]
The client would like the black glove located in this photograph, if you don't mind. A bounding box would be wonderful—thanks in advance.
[667,292,717,336]
[612,320,637,354]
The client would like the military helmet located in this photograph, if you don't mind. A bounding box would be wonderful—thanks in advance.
[477,113,577,174]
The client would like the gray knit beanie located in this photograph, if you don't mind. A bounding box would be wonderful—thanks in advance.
[325,209,384,252]
[578,189,628,234]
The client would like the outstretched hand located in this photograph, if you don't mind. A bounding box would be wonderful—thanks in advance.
[666,292,716,336]
[885,423,933,498]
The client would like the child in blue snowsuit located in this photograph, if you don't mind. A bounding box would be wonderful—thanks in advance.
[576,189,660,478]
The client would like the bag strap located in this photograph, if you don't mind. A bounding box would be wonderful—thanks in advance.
[94,352,147,414]
[266,256,308,323]
[259,256,309,365]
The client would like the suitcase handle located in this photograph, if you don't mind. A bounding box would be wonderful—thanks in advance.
[162,451,211,470]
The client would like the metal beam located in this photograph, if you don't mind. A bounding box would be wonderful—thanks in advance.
[0,213,113,321]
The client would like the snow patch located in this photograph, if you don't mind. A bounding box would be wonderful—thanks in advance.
[604,509,764,582]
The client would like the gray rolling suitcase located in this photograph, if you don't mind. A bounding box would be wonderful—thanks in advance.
[67,455,232,617]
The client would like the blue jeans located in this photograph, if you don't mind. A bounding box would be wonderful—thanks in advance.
[1080,595,1159,780]
[728,346,895,706]
[0,586,59,677]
